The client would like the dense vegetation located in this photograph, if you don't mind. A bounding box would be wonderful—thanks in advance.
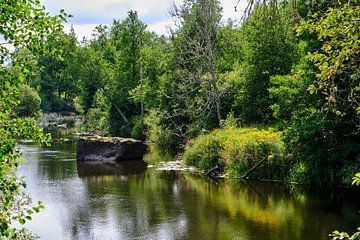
[11,0,359,186]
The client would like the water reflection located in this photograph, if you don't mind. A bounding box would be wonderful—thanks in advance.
[18,141,360,240]
[77,161,148,177]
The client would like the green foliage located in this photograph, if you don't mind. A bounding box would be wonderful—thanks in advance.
[0,0,67,237]
[144,110,180,154]
[183,129,225,171]
[298,3,360,119]
[353,173,360,187]
[238,3,299,124]
[77,11,151,137]
[164,0,223,137]
[130,116,142,140]
[329,228,360,240]
[83,90,110,135]
[184,127,287,179]
[269,2,360,184]
[16,85,41,118]
[36,29,80,113]
[289,161,310,184]
[220,112,239,129]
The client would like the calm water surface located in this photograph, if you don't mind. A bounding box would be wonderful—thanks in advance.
[19,139,360,240]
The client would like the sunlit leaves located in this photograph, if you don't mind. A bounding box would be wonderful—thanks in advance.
[298,4,360,114]
[352,173,360,186]
[1,0,66,238]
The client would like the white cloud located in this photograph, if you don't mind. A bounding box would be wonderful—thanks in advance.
[63,24,99,41]
[43,0,248,39]
[221,0,247,22]
[0,40,15,53]
[41,0,174,24]
[147,19,174,36]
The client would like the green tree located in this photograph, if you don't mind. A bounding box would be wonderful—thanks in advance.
[108,11,147,135]
[16,85,42,118]
[78,11,151,137]
[37,29,79,112]
[270,2,360,184]
[0,0,67,238]
[239,2,298,124]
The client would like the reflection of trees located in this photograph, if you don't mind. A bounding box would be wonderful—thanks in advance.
[34,138,78,180]
[77,161,147,177]
[64,165,360,240]
[73,167,189,239]
[183,176,360,240]
[182,176,301,240]
[24,141,360,240]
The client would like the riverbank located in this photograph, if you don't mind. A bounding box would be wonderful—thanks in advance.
[181,126,359,186]
[38,113,83,129]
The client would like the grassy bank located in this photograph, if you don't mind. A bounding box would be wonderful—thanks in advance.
[183,127,292,180]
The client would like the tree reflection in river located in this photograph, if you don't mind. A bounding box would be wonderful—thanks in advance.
[18,141,360,240]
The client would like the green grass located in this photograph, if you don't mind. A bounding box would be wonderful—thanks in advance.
[183,127,290,180]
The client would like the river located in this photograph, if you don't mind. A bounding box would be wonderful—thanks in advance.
[18,137,360,240]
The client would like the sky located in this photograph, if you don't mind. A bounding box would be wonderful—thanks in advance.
[40,0,248,40]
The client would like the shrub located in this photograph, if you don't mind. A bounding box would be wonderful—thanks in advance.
[289,161,311,184]
[221,128,286,179]
[130,116,142,140]
[84,90,110,135]
[184,127,287,180]
[145,110,181,154]
[16,85,41,118]
[340,158,360,185]
[183,130,225,171]
[40,92,65,113]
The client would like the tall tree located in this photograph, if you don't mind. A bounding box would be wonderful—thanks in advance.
[108,11,147,135]
[239,2,298,124]
[37,29,79,112]
[170,0,223,136]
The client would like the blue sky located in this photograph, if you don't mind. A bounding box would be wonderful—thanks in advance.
[40,0,247,39]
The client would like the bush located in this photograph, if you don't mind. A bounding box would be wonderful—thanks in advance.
[183,130,225,170]
[289,161,311,184]
[16,85,41,118]
[184,127,288,180]
[130,116,142,140]
[340,158,360,185]
[145,110,181,154]
[84,91,110,135]
[40,92,66,113]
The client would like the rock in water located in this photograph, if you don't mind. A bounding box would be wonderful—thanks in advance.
[77,136,148,162]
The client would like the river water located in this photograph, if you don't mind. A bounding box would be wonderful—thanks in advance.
[18,138,360,240]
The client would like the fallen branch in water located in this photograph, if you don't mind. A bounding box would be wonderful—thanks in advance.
[206,165,220,176]
[241,157,267,179]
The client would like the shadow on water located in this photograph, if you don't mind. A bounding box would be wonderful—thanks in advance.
[76,160,148,177]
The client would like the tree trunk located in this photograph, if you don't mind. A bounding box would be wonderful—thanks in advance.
[140,63,144,135]
[99,87,129,123]
[113,104,129,123]
[204,3,221,125]
[241,157,267,179]
[210,63,221,125]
